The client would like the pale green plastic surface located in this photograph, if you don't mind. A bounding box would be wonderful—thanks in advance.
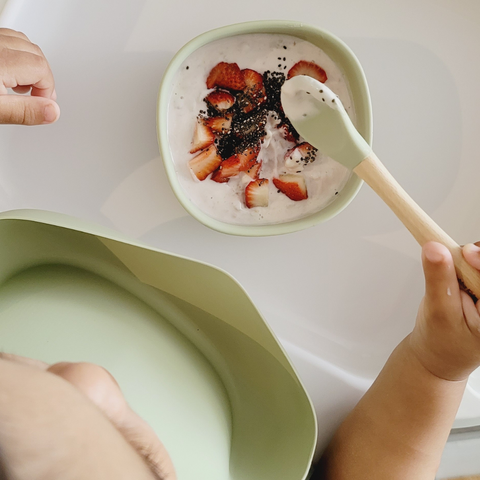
[283,76,372,170]
[157,20,373,236]
[0,209,316,480]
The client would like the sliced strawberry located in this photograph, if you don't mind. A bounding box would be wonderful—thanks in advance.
[211,145,260,183]
[245,178,269,208]
[246,161,262,179]
[206,62,246,90]
[278,123,298,143]
[189,145,222,181]
[189,120,215,154]
[203,115,232,133]
[287,60,328,83]
[284,142,317,166]
[211,156,242,183]
[239,68,267,113]
[237,144,260,168]
[243,69,263,88]
[273,174,308,201]
[205,91,235,111]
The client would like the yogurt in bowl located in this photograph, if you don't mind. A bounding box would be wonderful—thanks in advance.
[158,21,372,236]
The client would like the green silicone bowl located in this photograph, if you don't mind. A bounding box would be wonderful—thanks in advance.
[158,20,372,236]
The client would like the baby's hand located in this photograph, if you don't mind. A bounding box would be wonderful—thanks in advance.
[0,28,59,125]
[409,241,480,381]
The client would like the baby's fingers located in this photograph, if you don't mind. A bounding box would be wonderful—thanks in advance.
[422,242,463,318]
[463,243,480,271]
[0,95,59,125]
[460,290,480,332]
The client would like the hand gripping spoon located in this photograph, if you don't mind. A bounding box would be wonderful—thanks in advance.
[281,75,480,299]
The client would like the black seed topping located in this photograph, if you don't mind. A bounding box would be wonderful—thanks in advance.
[283,46,287,49]
[193,66,303,162]
[186,66,189,69]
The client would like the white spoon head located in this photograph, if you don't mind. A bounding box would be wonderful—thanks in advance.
[281,76,371,171]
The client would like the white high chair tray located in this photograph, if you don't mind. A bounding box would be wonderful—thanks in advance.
[0,0,480,474]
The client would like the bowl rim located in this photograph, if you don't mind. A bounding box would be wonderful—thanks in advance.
[157,20,373,236]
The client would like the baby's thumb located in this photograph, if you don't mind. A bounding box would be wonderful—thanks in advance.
[0,95,60,125]
[422,242,461,312]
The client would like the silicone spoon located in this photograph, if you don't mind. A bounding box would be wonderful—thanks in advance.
[281,75,480,299]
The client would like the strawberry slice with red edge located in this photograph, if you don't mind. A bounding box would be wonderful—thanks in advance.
[273,174,308,201]
[189,120,215,154]
[284,142,317,166]
[189,145,222,181]
[205,91,235,111]
[239,69,267,113]
[211,145,260,183]
[203,115,232,133]
[210,156,242,183]
[245,161,262,179]
[206,62,246,90]
[236,145,261,169]
[245,178,269,208]
[287,60,328,83]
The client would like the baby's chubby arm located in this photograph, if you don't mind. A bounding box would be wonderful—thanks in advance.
[0,28,59,125]
[317,241,480,480]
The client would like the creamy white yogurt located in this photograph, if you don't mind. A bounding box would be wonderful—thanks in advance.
[167,33,355,226]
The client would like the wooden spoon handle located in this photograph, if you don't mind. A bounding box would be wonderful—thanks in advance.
[353,152,480,299]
